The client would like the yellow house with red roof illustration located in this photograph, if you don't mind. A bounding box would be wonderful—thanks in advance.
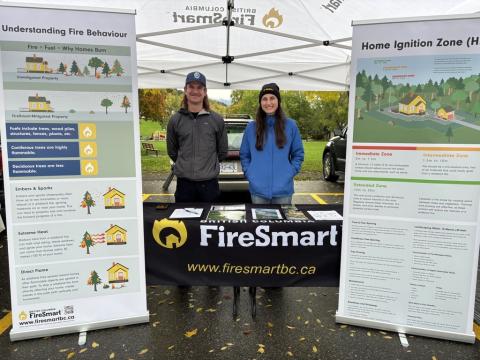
[107,262,129,283]
[437,106,455,120]
[105,224,127,245]
[103,187,125,209]
[399,94,426,115]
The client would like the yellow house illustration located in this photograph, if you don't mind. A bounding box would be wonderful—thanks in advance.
[103,187,125,209]
[107,262,129,283]
[25,54,52,73]
[399,94,426,115]
[437,106,455,121]
[105,224,127,245]
[28,94,53,112]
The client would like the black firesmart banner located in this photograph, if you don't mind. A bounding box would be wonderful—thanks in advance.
[144,203,343,287]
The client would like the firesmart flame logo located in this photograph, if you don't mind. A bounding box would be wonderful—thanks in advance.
[152,219,188,249]
[263,8,283,28]
[19,311,28,321]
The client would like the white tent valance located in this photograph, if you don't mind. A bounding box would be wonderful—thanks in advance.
[2,0,480,90]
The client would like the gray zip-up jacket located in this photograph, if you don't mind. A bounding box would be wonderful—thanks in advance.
[167,108,228,181]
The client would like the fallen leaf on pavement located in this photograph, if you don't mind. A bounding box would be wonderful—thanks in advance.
[184,328,198,338]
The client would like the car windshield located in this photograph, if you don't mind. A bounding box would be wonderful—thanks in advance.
[227,124,246,150]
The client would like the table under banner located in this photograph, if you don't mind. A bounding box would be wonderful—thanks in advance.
[143,203,343,287]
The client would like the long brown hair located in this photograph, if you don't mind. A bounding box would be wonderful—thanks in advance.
[255,103,287,150]
[182,94,210,112]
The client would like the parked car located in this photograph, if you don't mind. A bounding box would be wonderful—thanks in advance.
[219,114,253,191]
[322,127,347,182]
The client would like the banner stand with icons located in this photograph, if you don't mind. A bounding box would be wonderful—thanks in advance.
[0,3,149,341]
[336,14,480,344]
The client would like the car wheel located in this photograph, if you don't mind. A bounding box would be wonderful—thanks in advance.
[323,152,338,182]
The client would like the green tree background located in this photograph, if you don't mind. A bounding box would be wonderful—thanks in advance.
[139,89,349,139]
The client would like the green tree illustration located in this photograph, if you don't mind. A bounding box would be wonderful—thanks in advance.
[451,90,468,110]
[121,96,131,113]
[445,126,454,143]
[101,98,113,114]
[430,100,441,115]
[80,191,96,214]
[58,62,66,73]
[83,66,90,76]
[102,62,111,78]
[111,59,124,76]
[465,78,479,102]
[372,83,383,109]
[81,231,95,255]
[88,270,102,292]
[472,101,480,118]
[355,98,366,120]
[88,57,104,76]
[70,60,80,75]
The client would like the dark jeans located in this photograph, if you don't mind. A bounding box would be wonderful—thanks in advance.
[175,177,220,203]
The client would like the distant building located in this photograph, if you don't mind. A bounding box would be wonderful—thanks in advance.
[437,106,455,121]
[399,94,426,115]
[28,94,52,112]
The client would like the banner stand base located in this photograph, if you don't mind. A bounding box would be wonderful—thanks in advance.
[9,312,150,342]
[335,313,475,344]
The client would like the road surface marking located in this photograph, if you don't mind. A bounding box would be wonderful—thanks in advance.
[143,194,174,202]
[311,194,327,204]
[0,312,12,335]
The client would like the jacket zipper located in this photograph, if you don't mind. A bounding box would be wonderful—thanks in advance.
[270,125,274,199]
[192,115,197,178]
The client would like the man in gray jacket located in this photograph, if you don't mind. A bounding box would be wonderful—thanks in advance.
[167,71,228,202]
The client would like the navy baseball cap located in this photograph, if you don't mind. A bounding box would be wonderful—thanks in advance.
[185,71,206,87]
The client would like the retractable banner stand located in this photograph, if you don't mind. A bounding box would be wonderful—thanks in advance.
[336,14,480,343]
[0,4,149,340]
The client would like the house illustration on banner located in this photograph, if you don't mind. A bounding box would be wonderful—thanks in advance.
[25,54,52,73]
[107,262,129,284]
[398,94,426,115]
[437,106,455,120]
[28,94,53,112]
[105,224,127,245]
[103,187,125,209]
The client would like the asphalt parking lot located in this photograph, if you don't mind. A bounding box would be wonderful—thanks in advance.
[1,179,479,359]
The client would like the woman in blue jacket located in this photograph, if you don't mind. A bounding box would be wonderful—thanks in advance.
[240,83,304,204]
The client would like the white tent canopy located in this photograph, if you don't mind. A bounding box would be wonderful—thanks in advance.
[3,0,480,90]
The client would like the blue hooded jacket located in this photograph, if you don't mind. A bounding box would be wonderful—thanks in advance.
[240,115,304,199]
